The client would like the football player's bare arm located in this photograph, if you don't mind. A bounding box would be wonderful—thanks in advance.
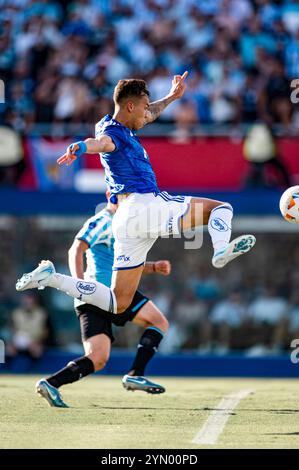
[68,238,89,279]
[87,135,116,153]
[145,71,188,124]
[145,95,175,124]
[57,135,115,166]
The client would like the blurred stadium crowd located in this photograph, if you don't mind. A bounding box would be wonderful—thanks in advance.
[0,0,299,132]
[0,222,298,360]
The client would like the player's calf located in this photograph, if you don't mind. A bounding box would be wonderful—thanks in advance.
[152,316,169,335]
[130,327,164,375]
[44,356,95,394]
[87,351,109,372]
[206,202,256,268]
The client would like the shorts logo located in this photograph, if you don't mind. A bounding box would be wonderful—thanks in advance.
[76,281,96,295]
[167,217,174,234]
[117,254,130,262]
[211,217,228,232]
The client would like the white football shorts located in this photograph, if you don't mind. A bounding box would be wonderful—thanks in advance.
[112,191,192,270]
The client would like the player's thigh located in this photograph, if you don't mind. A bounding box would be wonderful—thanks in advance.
[111,265,145,311]
[133,300,169,333]
[181,197,224,231]
[83,333,111,364]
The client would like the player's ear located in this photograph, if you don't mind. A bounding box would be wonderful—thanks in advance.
[127,100,134,113]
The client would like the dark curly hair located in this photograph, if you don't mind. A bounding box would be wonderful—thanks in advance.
[113,79,150,104]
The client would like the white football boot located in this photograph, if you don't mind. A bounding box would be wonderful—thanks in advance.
[212,234,256,269]
[16,260,55,291]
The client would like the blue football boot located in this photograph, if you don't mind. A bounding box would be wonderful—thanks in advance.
[122,375,165,394]
[35,378,69,408]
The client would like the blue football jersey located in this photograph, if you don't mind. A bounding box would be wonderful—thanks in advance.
[95,114,159,195]
[75,208,114,287]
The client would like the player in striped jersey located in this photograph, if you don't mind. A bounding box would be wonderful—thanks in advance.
[30,196,169,407]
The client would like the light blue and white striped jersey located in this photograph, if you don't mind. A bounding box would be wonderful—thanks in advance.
[75,208,114,287]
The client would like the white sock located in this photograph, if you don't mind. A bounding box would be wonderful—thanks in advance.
[45,273,117,313]
[208,203,233,254]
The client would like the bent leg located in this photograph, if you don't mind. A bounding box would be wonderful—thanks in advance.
[127,301,168,376]
[181,197,255,268]
[181,197,233,251]
[181,197,225,231]
[45,306,112,388]
[133,300,169,333]
[122,301,167,394]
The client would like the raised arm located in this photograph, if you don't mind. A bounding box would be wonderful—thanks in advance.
[145,71,188,124]
[57,134,115,167]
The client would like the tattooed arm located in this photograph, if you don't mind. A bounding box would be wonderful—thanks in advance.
[145,71,188,124]
[146,96,175,124]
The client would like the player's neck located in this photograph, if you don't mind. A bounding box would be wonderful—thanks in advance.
[113,110,134,130]
[106,203,116,214]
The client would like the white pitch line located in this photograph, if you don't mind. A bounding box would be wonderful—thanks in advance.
[192,389,255,445]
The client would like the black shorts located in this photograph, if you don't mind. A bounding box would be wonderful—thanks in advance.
[76,290,149,342]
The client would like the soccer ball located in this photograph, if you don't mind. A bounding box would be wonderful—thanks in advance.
[279,186,299,223]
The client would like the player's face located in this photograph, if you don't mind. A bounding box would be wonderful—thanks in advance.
[131,95,150,130]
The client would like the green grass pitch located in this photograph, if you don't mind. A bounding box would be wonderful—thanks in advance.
[1,375,299,449]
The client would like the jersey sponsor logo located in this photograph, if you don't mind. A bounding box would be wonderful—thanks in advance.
[117,254,130,262]
[76,281,97,295]
[211,217,228,232]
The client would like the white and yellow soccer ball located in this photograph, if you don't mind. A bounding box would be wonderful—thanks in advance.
[279,186,299,223]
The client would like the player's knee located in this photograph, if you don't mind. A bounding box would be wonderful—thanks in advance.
[159,316,169,334]
[214,201,233,212]
[152,315,169,334]
[116,294,132,313]
[204,201,233,224]
[87,351,109,371]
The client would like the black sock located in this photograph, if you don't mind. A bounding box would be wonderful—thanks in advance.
[46,356,95,389]
[129,327,164,376]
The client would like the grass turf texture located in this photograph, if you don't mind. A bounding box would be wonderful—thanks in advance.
[0,375,299,449]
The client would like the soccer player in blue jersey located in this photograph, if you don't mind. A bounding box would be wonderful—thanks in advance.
[33,196,170,407]
[16,72,256,355]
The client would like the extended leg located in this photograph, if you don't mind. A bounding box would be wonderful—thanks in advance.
[181,197,256,268]
[16,260,144,313]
